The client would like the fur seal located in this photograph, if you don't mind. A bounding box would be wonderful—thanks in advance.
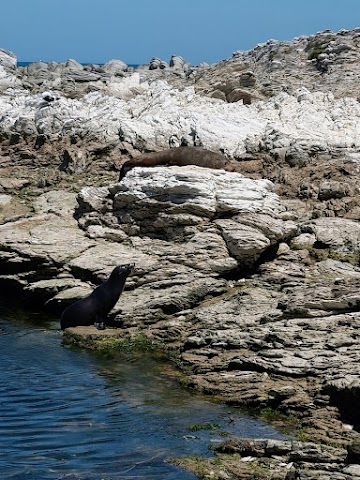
[119,146,235,180]
[60,263,134,330]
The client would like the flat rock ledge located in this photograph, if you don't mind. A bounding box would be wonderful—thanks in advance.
[176,437,360,480]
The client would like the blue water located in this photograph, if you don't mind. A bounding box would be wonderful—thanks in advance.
[0,301,287,480]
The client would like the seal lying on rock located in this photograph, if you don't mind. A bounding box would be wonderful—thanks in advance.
[119,146,235,180]
[60,263,135,330]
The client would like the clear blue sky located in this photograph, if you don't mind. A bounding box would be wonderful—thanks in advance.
[2,0,360,65]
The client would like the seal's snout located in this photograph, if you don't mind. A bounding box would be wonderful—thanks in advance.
[117,263,135,274]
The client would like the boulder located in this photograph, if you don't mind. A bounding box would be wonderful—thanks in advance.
[0,48,16,70]
[301,217,360,253]
[0,64,21,91]
[103,59,128,75]
[149,57,162,70]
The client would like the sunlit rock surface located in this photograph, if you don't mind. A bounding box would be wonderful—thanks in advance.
[2,27,360,479]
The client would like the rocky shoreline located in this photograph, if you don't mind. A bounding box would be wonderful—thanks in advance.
[1,27,360,479]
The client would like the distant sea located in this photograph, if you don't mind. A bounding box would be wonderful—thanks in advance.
[17,61,140,68]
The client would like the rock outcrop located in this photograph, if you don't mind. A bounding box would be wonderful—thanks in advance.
[0,48,21,91]
[1,27,360,480]
[177,437,359,480]
[0,167,296,318]
[194,27,360,103]
[0,48,16,70]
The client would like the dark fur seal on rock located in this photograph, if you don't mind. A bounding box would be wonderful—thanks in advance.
[119,146,235,180]
[60,263,134,330]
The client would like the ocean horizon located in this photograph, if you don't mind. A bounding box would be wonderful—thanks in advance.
[17,61,140,68]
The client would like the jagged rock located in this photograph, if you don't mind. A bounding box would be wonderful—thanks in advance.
[194,27,360,102]
[0,66,16,91]
[59,148,87,174]
[169,54,185,69]
[2,73,360,160]
[216,438,347,462]
[149,55,190,72]
[0,191,95,288]
[301,217,360,253]
[0,48,21,90]
[77,186,111,213]
[318,180,351,200]
[22,62,50,88]
[0,48,16,70]
[103,59,128,75]
[63,65,101,83]
[149,57,162,70]
[0,177,30,190]
[195,437,351,480]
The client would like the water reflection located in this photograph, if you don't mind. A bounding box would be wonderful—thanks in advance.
[0,302,287,479]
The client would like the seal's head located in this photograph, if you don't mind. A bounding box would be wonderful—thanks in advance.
[119,161,133,181]
[109,263,135,281]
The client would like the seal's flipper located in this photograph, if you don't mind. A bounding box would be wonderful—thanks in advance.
[95,321,106,330]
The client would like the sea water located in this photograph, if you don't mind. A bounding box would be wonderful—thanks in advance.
[0,301,287,479]
[17,61,140,68]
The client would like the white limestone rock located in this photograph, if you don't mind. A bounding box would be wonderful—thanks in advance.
[0,65,21,91]
[77,166,294,272]
[302,217,360,253]
[113,166,285,220]
[2,75,360,159]
[103,59,128,75]
[0,48,16,70]
[215,219,270,265]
